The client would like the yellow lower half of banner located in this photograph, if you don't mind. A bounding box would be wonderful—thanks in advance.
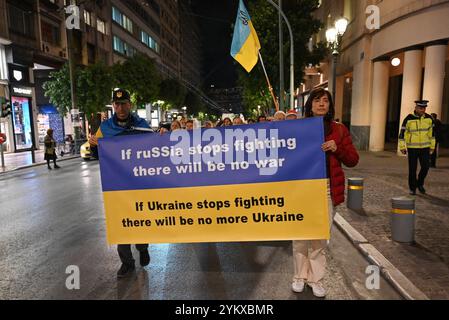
[103,179,330,245]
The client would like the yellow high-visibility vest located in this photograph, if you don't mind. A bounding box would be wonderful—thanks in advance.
[398,113,435,150]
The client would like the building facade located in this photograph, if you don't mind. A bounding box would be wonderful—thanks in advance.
[0,0,203,153]
[179,0,202,88]
[303,0,449,151]
[158,0,181,79]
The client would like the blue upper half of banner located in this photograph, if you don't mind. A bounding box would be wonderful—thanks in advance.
[98,117,327,192]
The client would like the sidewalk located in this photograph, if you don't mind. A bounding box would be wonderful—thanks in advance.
[340,149,449,299]
[0,148,79,173]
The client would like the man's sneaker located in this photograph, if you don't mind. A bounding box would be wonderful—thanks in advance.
[291,279,305,293]
[418,186,426,194]
[409,189,416,196]
[117,263,135,278]
[308,282,326,298]
[140,250,150,266]
[54,165,61,169]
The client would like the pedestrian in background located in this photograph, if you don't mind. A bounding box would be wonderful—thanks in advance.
[286,110,298,120]
[430,113,442,168]
[89,88,151,278]
[398,100,435,195]
[257,115,267,123]
[233,117,244,125]
[291,88,359,298]
[170,120,182,131]
[204,121,214,128]
[44,129,60,170]
[221,117,233,127]
[185,119,194,130]
[273,111,286,121]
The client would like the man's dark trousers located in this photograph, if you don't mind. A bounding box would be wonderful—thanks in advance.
[430,142,438,167]
[408,148,430,191]
[118,244,149,266]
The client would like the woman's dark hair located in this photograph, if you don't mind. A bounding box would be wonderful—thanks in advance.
[222,117,233,126]
[304,88,335,135]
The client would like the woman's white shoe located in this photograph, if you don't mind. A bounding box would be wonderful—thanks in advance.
[308,282,326,297]
[291,279,305,293]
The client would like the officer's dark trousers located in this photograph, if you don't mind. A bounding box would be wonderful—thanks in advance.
[118,244,148,266]
[430,142,439,167]
[408,148,430,191]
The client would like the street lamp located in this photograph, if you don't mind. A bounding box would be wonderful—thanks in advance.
[326,18,348,99]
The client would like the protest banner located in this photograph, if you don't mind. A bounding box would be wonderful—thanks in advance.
[98,117,329,244]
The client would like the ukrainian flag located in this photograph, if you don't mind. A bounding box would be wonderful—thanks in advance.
[231,0,261,73]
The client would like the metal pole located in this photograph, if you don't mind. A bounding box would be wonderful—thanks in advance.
[66,20,80,154]
[332,52,338,100]
[0,143,4,169]
[0,126,4,168]
[278,0,284,111]
[266,0,294,110]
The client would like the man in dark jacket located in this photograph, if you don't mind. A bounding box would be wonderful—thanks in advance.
[430,113,442,168]
[398,100,435,195]
[89,88,152,278]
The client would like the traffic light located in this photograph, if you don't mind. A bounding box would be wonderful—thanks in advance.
[1,102,11,118]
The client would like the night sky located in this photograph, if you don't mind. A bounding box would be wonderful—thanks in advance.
[189,0,239,89]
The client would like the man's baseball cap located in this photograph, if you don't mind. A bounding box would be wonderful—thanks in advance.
[112,88,131,103]
[415,100,429,108]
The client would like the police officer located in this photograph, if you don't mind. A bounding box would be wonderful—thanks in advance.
[398,100,436,195]
[89,88,152,277]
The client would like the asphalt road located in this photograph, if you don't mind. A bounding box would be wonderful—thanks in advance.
[0,159,401,300]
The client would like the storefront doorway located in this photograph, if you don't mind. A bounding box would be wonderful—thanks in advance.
[11,95,34,151]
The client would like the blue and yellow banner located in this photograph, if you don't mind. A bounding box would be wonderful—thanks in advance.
[230,0,261,72]
[98,118,330,244]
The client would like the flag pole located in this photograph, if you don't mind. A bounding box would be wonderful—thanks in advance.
[258,52,280,112]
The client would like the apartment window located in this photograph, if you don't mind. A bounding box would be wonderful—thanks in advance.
[87,43,96,64]
[97,18,106,34]
[84,10,93,26]
[112,6,133,33]
[41,20,60,45]
[112,6,121,24]
[141,31,149,45]
[113,36,135,57]
[123,15,133,33]
[113,36,124,54]
[124,43,135,57]
[8,4,34,37]
[140,31,159,53]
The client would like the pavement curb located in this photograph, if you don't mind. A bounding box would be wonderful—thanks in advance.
[334,212,429,300]
[0,155,80,174]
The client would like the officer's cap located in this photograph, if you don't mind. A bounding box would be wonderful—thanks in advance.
[112,88,131,103]
[414,100,429,108]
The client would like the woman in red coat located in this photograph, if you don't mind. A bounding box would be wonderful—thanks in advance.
[292,88,359,297]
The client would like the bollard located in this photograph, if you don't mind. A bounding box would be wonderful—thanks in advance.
[391,197,415,243]
[347,178,364,211]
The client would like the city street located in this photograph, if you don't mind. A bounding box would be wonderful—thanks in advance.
[1,0,448,304]
[0,158,401,300]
